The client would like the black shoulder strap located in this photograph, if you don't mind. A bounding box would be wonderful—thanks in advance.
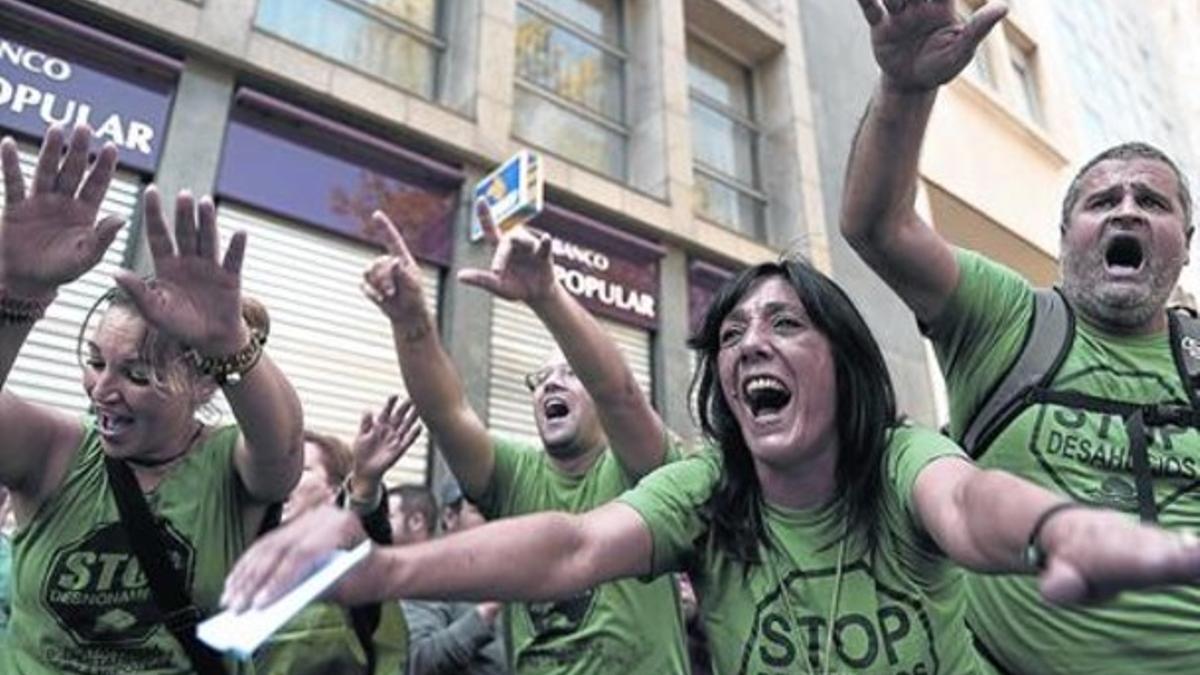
[104,457,228,675]
[1168,306,1200,409]
[962,288,1074,457]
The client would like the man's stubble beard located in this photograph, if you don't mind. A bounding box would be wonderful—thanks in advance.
[1060,244,1181,331]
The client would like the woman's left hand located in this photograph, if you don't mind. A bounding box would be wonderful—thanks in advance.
[114,186,248,356]
[222,504,382,611]
[1038,509,1200,605]
[348,395,423,502]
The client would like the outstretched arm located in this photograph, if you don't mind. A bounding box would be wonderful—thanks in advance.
[840,0,1006,322]
[0,124,123,493]
[361,213,494,499]
[222,500,653,611]
[114,187,303,502]
[914,457,1200,605]
[459,204,668,477]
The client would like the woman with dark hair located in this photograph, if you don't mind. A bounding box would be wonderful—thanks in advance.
[224,239,1200,674]
[0,124,304,673]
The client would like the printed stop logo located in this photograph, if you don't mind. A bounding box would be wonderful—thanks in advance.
[1025,366,1200,514]
[43,520,196,646]
[738,561,938,675]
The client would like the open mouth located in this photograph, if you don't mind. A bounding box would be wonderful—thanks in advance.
[543,397,571,421]
[98,412,135,436]
[1105,234,1145,273]
[742,376,793,419]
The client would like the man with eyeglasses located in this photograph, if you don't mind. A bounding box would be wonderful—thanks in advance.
[358,202,690,675]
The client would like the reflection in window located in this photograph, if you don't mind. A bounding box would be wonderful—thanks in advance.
[688,38,764,237]
[255,0,443,98]
[513,0,627,179]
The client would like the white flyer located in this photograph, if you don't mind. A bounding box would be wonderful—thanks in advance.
[197,540,372,659]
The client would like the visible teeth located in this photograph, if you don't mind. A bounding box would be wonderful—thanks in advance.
[745,377,787,395]
[100,413,132,433]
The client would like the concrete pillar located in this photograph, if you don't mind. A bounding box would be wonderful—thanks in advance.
[129,56,234,274]
[655,248,698,443]
[429,170,497,490]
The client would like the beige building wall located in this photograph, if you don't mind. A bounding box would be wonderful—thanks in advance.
[73,0,824,270]
[920,1,1075,282]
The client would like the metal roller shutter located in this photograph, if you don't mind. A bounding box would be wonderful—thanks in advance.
[1,146,138,414]
[214,204,439,487]
[488,298,652,446]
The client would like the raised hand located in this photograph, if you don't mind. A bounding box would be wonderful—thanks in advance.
[1038,509,1200,605]
[361,211,432,325]
[855,0,1007,93]
[113,187,248,356]
[349,395,423,500]
[0,124,124,297]
[457,199,557,305]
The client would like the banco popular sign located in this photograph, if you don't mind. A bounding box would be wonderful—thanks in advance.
[546,233,658,329]
[0,33,173,173]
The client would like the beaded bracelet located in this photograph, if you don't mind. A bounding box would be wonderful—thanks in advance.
[0,287,56,325]
[190,328,268,386]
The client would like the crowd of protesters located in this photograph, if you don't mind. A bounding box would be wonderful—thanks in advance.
[5,1,1200,674]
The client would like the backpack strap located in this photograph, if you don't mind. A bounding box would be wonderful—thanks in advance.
[104,457,228,674]
[962,288,1074,458]
[1168,306,1200,409]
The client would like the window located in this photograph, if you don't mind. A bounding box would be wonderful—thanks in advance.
[513,0,627,179]
[970,36,996,87]
[687,38,764,237]
[958,0,995,87]
[1008,40,1043,125]
[255,0,443,98]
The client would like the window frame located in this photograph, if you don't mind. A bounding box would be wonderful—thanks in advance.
[512,0,631,179]
[685,34,768,237]
[1006,36,1044,126]
[254,0,448,99]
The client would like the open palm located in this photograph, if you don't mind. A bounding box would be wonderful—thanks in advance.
[114,187,248,356]
[857,0,1007,92]
[353,395,423,483]
[1,125,123,296]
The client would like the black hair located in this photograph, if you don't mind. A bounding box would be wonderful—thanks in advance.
[389,484,438,536]
[689,256,898,565]
[1061,142,1193,234]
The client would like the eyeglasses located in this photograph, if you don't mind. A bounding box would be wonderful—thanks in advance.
[524,364,576,392]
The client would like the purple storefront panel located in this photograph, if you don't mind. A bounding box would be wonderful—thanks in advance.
[530,205,663,330]
[216,91,460,266]
[688,258,740,336]
[0,0,177,173]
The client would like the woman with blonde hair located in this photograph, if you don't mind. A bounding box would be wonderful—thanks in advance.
[1,123,303,674]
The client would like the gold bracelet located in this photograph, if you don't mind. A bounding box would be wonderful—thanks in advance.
[190,327,268,386]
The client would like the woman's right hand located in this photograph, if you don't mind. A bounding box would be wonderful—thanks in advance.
[0,124,124,297]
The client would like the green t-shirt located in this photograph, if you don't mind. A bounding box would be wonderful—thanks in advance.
[620,426,982,675]
[252,600,408,675]
[477,435,690,675]
[0,532,11,635]
[7,420,256,674]
[928,249,1200,674]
